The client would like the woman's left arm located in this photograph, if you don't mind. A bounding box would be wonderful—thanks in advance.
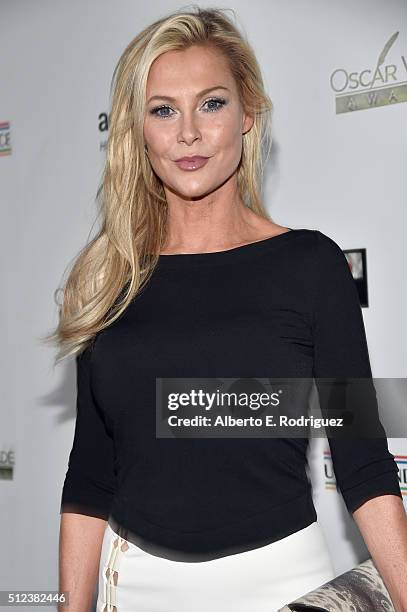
[310,231,405,609]
[353,494,407,612]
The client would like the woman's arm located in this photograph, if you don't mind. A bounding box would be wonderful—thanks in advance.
[310,231,405,600]
[353,494,407,612]
[59,345,117,610]
[59,513,107,612]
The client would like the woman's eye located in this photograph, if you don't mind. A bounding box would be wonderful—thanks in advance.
[149,97,227,119]
[202,97,227,112]
[150,105,173,119]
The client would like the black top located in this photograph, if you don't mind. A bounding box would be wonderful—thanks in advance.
[60,228,401,554]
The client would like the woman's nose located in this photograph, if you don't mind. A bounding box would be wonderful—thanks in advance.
[177,111,202,146]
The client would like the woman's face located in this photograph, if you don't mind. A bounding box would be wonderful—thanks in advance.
[143,44,253,201]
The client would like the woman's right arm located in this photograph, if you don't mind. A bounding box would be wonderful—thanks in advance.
[59,513,107,612]
[59,345,117,611]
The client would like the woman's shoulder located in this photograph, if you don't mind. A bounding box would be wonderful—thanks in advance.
[290,227,346,258]
[280,229,350,284]
[311,229,350,266]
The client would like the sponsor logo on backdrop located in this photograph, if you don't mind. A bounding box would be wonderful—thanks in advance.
[396,454,407,497]
[0,447,14,480]
[0,121,11,156]
[323,449,338,491]
[324,449,407,504]
[330,31,407,114]
[99,112,109,152]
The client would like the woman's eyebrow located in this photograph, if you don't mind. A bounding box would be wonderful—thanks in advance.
[147,85,230,104]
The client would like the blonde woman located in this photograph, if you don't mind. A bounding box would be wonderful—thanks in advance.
[49,6,407,612]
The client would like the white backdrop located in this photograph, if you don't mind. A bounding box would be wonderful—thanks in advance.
[1,0,406,607]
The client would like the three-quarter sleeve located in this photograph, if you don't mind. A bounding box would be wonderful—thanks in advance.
[311,230,401,514]
[60,343,117,520]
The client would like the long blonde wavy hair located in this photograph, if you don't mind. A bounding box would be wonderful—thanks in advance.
[43,5,274,363]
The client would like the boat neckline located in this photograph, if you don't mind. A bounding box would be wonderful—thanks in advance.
[155,228,309,268]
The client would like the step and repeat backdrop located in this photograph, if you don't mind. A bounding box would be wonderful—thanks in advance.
[1,0,406,605]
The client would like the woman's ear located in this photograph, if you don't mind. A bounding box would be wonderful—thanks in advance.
[242,112,254,135]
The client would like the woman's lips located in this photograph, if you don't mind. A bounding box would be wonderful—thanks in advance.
[174,157,209,171]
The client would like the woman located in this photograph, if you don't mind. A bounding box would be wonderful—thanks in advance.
[49,7,406,612]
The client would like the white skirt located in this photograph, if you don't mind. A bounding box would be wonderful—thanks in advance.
[96,518,335,612]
